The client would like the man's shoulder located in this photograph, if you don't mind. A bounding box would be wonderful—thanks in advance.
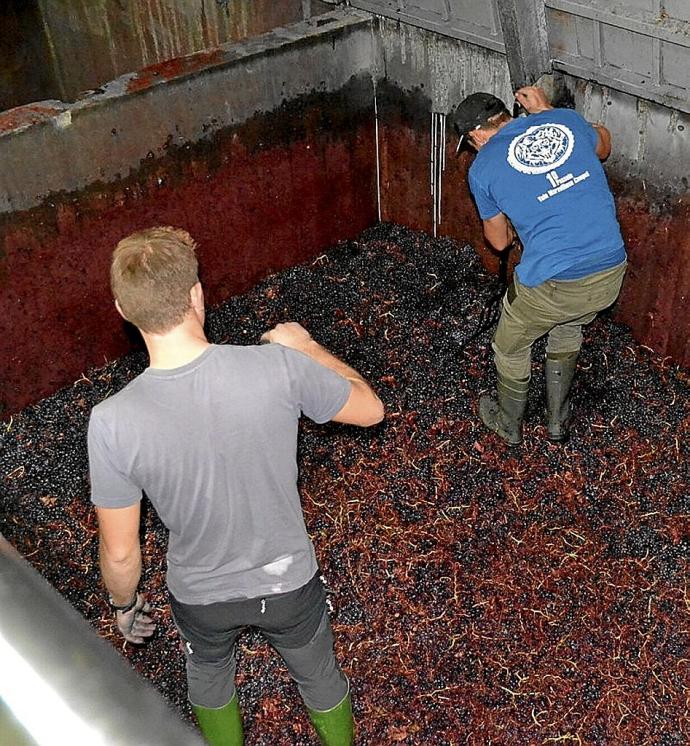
[212,341,289,364]
[90,373,147,423]
[531,107,589,131]
[549,107,585,121]
[470,138,505,183]
[213,342,296,380]
[503,109,586,135]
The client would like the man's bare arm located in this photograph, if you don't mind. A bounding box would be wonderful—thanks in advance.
[592,123,612,160]
[514,86,553,115]
[483,213,515,252]
[97,503,142,606]
[96,503,155,644]
[261,322,384,427]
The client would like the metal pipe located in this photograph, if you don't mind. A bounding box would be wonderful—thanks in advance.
[0,534,204,746]
[374,79,382,222]
[430,110,436,196]
[431,111,446,235]
[431,112,437,236]
[438,112,445,227]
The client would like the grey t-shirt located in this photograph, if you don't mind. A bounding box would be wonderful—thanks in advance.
[88,344,351,605]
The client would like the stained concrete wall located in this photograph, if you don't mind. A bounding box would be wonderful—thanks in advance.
[0,11,373,215]
[0,8,688,416]
[0,1,60,113]
[0,10,377,415]
[372,20,514,268]
[571,78,689,203]
[0,0,334,109]
[570,78,690,368]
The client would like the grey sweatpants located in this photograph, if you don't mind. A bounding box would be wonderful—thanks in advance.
[170,573,348,712]
[493,261,627,380]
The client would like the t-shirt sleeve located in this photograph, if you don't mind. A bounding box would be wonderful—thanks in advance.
[281,347,352,424]
[87,410,142,508]
[468,166,501,220]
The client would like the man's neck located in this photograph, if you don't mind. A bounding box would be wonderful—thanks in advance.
[474,117,513,150]
[143,318,211,370]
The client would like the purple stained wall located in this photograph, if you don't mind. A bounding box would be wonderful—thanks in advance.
[613,193,690,368]
[0,84,377,415]
[0,12,378,416]
[0,11,688,418]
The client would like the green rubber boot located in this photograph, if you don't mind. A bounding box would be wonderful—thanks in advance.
[308,693,355,746]
[479,373,530,446]
[545,351,578,442]
[192,693,244,746]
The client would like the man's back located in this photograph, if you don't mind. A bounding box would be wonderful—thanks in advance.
[469,108,625,286]
[88,343,350,605]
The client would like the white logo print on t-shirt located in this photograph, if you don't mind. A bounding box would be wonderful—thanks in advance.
[507,123,590,202]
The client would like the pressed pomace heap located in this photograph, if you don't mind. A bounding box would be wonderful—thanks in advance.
[1,224,688,744]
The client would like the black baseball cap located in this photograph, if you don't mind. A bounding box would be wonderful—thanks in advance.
[451,92,508,150]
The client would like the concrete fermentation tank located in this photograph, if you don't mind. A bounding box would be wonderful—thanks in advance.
[0,1,688,414]
[0,1,689,744]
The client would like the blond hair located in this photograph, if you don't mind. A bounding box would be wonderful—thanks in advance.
[110,227,199,334]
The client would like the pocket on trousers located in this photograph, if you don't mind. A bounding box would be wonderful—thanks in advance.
[506,281,517,305]
[586,275,625,311]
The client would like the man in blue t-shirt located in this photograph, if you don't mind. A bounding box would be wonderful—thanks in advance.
[452,86,627,445]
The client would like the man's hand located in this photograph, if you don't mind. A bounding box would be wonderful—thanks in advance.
[514,86,553,115]
[116,593,156,644]
[262,321,383,427]
[261,322,313,352]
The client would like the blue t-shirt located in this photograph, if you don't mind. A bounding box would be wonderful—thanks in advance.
[468,109,626,287]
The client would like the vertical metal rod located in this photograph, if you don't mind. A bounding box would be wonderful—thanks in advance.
[438,114,444,227]
[441,113,446,172]
[431,112,436,195]
[434,112,440,228]
[439,114,442,226]
[431,112,436,237]
[429,115,432,194]
[374,81,381,222]
[431,112,437,237]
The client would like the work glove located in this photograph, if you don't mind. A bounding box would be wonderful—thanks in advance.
[116,593,156,644]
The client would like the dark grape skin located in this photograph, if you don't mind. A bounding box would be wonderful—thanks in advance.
[1,223,688,744]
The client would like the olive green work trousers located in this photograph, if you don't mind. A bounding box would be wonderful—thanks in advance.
[492,261,627,381]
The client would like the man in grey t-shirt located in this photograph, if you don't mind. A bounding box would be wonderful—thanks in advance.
[89,227,383,746]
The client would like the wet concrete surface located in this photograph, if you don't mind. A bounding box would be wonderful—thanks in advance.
[0,82,377,415]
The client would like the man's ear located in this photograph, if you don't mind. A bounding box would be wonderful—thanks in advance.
[190,281,203,305]
[190,281,205,314]
[469,129,491,149]
[114,299,127,320]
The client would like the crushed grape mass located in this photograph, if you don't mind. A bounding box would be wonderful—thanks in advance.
[1,224,688,744]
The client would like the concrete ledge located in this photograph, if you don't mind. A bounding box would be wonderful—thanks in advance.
[0,8,373,214]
